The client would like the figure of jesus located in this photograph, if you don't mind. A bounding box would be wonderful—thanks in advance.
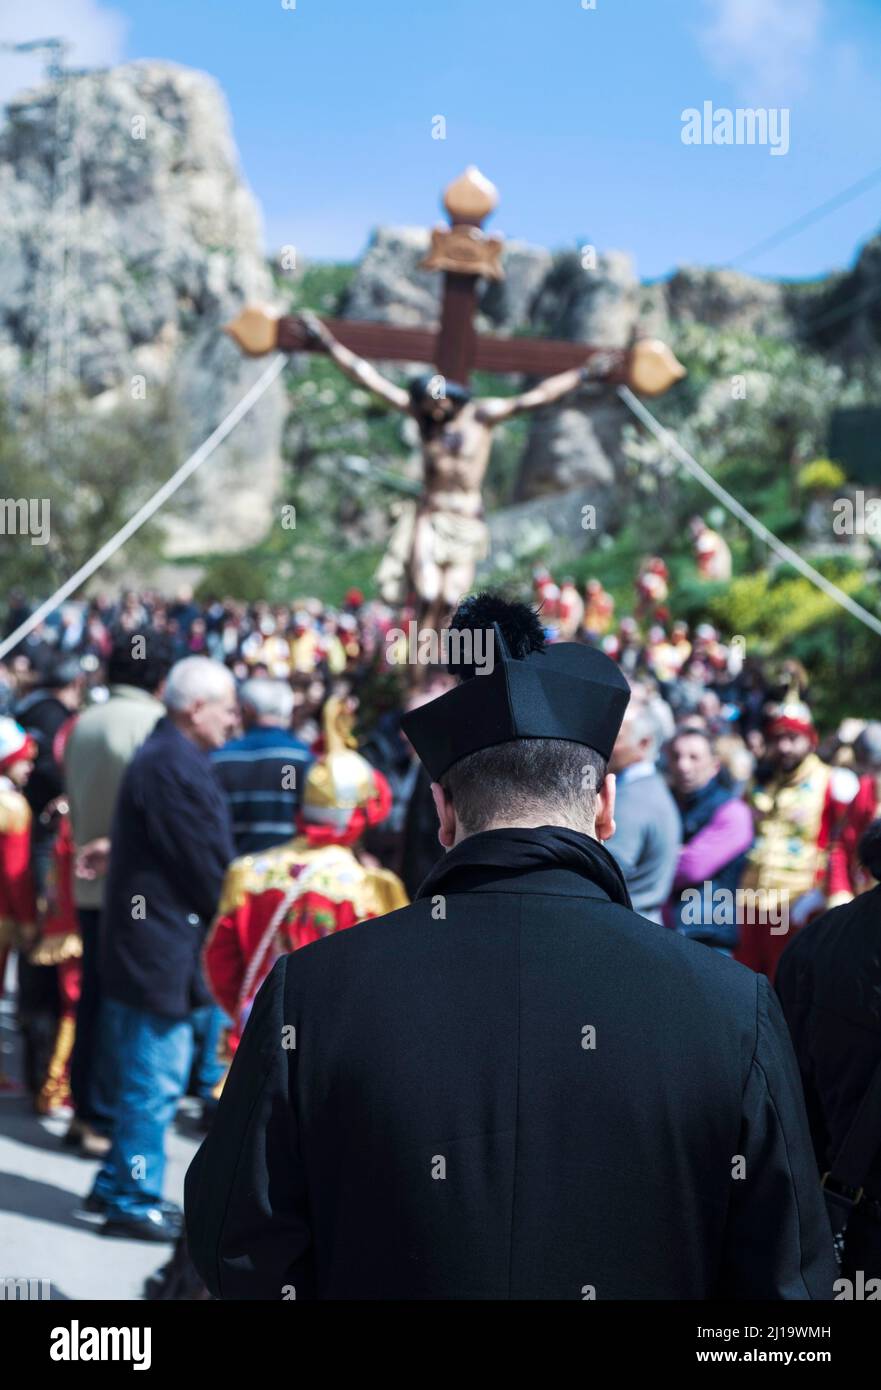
[298,311,614,629]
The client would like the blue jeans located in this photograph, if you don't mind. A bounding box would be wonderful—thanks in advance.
[189,1003,227,1099]
[91,999,193,1218]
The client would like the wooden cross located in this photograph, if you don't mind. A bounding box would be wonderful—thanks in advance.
[224,166,686,397]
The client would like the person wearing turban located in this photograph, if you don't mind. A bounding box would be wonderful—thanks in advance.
[736,697,859,980]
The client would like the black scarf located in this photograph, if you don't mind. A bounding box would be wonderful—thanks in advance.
[416,824,632,909]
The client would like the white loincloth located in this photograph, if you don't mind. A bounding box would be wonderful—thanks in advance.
[375,502,489,606]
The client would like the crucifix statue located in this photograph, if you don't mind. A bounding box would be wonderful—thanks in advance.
[225,166,686,630]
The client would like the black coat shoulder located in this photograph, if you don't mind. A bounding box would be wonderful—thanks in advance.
[187,876,835,1299]
[776,887,881,1183]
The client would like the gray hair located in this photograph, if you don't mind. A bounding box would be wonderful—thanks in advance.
[627,704,660,759]
[441,738,606,837]
[239,677,294,723]
[164,656,235,712]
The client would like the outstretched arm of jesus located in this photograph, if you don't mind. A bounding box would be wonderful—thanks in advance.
[476,364,589,424]
[297,311,410,412]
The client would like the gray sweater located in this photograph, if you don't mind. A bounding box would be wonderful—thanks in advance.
[607,762,681,921]
[64,685,164,909]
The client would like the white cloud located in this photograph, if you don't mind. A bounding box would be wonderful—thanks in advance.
[697,0,824,100]
[0,0,127,108]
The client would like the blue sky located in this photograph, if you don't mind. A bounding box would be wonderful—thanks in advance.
[2,0,880,281]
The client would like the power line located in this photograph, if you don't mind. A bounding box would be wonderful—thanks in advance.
[728,162,881,269]
[714,160,881,351]
[803,279,881,336]
[617,385,881,640]
[0,355,288,661]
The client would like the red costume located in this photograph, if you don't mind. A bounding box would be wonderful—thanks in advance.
[635,557,669,624]
[28,813,82,1112]
[24,713,82,1112]
[735,703,859,980]
[583,579,614,638]
[0,719,38,1093]
[691,516,732,582]
[826,772,879,903]
[0,719,38,958]
[204,698,408,1049]
[0,786,36,952]
[532,568,560,625]
[556,579,584,641]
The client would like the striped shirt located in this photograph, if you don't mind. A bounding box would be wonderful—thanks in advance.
[212,726,314,855]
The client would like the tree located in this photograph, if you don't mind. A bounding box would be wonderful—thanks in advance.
[0,386,183,599]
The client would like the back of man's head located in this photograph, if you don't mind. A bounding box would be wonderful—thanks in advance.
[239,677,294,728]
[439,594,606,837]
[33,654,82,693]
[441,736,606,838]
[107,629,173,696]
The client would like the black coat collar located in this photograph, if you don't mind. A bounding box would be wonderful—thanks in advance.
[416,825,631,909]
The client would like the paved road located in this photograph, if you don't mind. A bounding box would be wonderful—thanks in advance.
[0,997,202,1302]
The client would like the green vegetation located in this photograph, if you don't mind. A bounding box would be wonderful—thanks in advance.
[0,387,181,595]
[270,260,358,314]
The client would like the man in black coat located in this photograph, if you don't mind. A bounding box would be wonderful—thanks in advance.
[89,656,237,1241]
[776,820,881,1283]
[186,595,835,1299]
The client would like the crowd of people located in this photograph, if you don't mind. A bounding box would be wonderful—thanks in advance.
[1,565,879,1296]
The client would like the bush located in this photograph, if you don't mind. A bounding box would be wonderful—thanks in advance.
[798,458,847,492]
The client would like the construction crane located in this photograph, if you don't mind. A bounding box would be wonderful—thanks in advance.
[0,37,70,80]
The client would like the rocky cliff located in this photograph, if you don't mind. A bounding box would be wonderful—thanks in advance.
[0,61,285,555]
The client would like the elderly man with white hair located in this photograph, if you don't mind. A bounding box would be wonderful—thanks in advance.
[212,676,313,856]
[85,656,237,1241]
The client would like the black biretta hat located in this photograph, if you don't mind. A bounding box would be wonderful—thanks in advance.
[401,626,631,783]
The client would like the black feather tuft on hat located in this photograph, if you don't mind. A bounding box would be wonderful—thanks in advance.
[446,592,545,681]
[401,592,631,782]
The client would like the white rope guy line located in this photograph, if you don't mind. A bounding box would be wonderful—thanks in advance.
[0,353,289,662]
[617,384,881,640]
